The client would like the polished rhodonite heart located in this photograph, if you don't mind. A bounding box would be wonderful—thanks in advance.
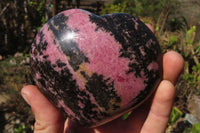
[30,9,162,127]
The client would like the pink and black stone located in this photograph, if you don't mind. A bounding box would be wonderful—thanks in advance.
[30,9,162,127]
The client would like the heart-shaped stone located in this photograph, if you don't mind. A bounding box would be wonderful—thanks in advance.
[30,9,162,127]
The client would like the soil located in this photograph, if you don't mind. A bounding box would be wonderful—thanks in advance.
[0,93,34,133]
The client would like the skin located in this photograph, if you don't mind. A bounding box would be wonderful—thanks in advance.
[21,25,184,133]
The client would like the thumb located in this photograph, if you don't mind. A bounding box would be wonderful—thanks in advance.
[21,85,65,133]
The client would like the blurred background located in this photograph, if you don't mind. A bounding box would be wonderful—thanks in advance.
[0,0,200,132]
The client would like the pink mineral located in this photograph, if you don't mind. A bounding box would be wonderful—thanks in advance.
[30,9,162,127]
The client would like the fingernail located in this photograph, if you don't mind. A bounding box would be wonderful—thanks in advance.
[21,92,30,105]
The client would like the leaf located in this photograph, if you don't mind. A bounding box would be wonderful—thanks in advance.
[169,106,183,124]
[191,123,200,132]
[121,111,132,120]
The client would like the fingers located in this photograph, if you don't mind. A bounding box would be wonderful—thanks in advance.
[64,119,94,133]
[141,51,184,133]
[163,51,184,84]
[21,85,65,133]
[141,80,175,133]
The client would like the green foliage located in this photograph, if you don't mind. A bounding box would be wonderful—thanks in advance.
[169,36,178,44]
[103,0,179,20]
[101,1,129,15]
[36,16,47,31]
[13,122,33,133]
[168,35,178,47]
[14,123,26,133]
[190,123,200,133]
[169,106,183,124]
[121,111,132,120]
[0,53,31,93]
[186,26,196,45]
[29,1,37,6]
[185,123,200,133]
[183,64,200,93]
[29,0,48,31]
[37,0,46,14]
[0,54,33,132]
[29,0,45,13]
[195,41,200,54]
